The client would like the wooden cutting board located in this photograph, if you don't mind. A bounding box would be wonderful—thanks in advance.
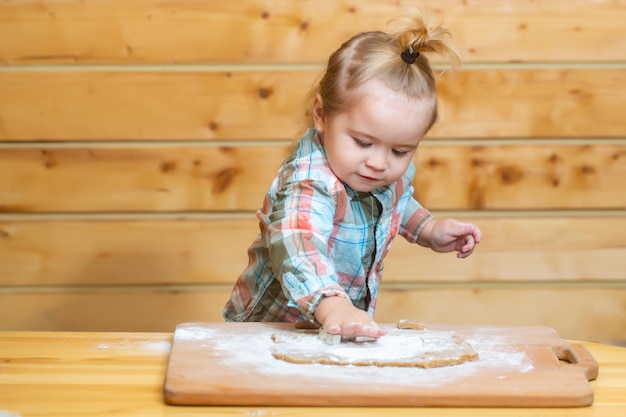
[162,322,598,407]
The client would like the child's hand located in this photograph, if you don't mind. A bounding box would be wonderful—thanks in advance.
[420,218,482,258]
[314,296,387,339]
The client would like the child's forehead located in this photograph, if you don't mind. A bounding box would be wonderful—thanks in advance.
[333,80,433,142]
[346,78,433,108]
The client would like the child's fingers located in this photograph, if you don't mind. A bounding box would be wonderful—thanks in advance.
[472,226,482,243]
[333,321,387,339]
[325,324,342,334]
[456,235,476,258]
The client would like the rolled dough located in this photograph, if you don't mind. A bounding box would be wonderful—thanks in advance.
[397,319,428,330]
[270,327,478,368]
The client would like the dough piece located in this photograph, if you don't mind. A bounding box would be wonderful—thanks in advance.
[270,329,478,368]
[294,321,320,330]
[397,319,428,330]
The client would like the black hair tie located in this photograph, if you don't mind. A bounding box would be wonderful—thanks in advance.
[401,45,419,64]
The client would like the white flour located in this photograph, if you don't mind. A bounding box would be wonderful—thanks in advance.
[96,339,171,354]
[174,325,214,341]
[175,325,535,388]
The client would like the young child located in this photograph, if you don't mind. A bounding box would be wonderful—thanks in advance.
[223,9,481,340]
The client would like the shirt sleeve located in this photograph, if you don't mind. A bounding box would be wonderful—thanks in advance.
[260,178,350,321]
[399,194,433,244]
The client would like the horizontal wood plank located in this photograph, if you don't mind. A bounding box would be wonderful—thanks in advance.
[0,69,625,140]
[1,0,624,353]
[1,287,624,343]
[1,143,624,212]
[1,216,625,286]
[1,0,625,65]
[374,287,626,343]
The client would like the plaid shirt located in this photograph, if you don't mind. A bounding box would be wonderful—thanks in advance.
[223,129,432,323]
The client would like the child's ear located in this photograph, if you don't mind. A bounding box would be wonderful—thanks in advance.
[312,94,325,133]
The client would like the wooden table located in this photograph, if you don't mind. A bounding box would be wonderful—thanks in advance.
[1,331,625,416]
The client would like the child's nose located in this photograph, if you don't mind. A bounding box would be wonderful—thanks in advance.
[366,151,386,171]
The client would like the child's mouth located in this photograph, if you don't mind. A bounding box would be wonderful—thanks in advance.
[359,174,381,182]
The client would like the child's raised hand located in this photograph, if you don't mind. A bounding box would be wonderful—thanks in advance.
[420,218,482,258]
[314,296,387,339]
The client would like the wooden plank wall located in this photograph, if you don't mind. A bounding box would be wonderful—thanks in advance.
[1,0,625,344]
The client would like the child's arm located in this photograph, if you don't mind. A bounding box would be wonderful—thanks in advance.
[417,218,482,258]
[314,296,388,339]
[264,179,379,331]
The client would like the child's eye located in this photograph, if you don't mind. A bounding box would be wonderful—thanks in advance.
[392,149,409,157]
[353,138,371,148]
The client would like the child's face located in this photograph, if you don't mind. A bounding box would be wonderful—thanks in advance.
[313,78,435,192]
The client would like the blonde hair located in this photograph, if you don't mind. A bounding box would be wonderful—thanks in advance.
[299,8,460,134]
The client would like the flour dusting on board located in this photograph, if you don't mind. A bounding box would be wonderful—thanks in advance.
[178,324,534,388]
[175,325,214,341]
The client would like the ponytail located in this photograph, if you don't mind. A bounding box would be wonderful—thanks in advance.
[298,7,459,134]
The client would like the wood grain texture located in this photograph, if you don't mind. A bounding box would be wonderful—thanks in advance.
[1,0,625,340]
[1,143,624,212]
[163,322,595,407]
[375,288,626,343]
[1,288,625,343]
[1,332,625,416]
[1,69,625,140]
[1,216,625,286]
[1,0,625,65]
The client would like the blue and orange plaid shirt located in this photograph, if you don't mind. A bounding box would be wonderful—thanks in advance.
[223,129,432,324]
